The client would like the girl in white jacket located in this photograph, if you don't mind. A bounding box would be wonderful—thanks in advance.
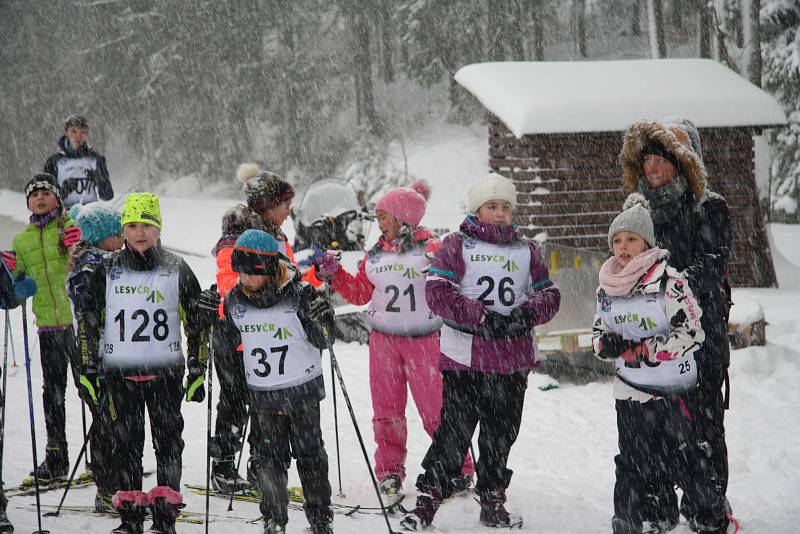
[593,194,733,534]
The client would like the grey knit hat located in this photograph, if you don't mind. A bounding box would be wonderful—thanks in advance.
[608,193,655,250]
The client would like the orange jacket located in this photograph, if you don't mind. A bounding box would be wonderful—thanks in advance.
[216,237,321,317]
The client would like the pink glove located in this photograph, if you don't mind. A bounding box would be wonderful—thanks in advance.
[424,238,441,259]
[63,226,81,247]
[2,251,16,271]
[317,250,342,279]
[620,342,648,364]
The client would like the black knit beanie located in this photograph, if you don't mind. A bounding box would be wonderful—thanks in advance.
[25,173,62,205]
[641,139,681,172]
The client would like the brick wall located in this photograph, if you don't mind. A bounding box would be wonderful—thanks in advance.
[488,115,776,287]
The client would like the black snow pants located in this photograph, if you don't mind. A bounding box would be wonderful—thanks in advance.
[211,322,248,458]
[248,402,332,526]
[416,370,527,499]
[647,364,729,523]
[87,394,118,495]
[105,370,185,491]
[39,327,81,456]
[614,397,726,531]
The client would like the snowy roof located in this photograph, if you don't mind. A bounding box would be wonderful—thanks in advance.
[455,59,787,137]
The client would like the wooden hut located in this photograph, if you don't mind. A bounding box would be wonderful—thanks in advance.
[455,59,787,287]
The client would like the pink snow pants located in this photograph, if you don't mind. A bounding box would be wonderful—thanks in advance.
[369,330,474,482]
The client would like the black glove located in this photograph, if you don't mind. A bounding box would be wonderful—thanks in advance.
[197,285,221,324]
[510,306,536,330]
[481,311,529,339]
[596,333,638,360]
[79,367,103,406]
[185,369,206,402]
[307,296,336,328]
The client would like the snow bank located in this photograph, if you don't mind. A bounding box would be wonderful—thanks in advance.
[729,295,765,325]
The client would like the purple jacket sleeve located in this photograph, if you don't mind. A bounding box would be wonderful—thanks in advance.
[517,241,560,326]
[425,233,486,328]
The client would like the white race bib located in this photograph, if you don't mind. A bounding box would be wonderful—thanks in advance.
[230,300,322,391]
[597,288,697,395]
[460,238,532,315]
[56,157,99,207]
[103,265,183,373]
[364,249,442,336]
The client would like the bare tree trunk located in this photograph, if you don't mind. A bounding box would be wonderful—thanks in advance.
[487,0,504,61]
[573,0,587,57]
[281,20,301,168]
[671,0,683,30]
[531,0,545,60]
[743,0,762,86]
[631,0,641,36]
[378,0,394,83]
[647,0,667,58]
[697,2,711,57]
[352,9,380,134]
[710,5,733,67]
[354,65,362,126]
[508,0,525,59]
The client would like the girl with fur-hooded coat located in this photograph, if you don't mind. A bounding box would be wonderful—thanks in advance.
[593,195,730,534]
[316,181,475,495]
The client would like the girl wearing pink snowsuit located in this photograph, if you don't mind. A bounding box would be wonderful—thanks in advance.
[318,182,474,493]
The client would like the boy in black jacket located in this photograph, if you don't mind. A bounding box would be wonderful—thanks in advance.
[77,193,206,534]
[221,229,335,534]
[43,114,113,209]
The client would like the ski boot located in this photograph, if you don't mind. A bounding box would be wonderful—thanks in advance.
[694,513,740,534]
[612,516,641,534]
[399,484,442,531]
[307,509,334,534]
[29,447,68,481]
[111,490,150,534]
[378,474,402,496]
[211,457,251,493]
[478,488,522,528]
[682,496,734,532]
[451,474,474,495]
[0,507,13,534]
[643,486,679,533]
[0,492,12,534]
[147,486,184,534]
[95,490,115,513]
[263,519,286,534]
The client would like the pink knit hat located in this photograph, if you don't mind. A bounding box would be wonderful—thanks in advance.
[375,180,430,228]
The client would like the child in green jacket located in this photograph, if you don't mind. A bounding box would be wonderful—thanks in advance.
[3,173,82,480]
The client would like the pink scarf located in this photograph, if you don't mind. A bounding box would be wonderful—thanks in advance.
[598,247,668,296]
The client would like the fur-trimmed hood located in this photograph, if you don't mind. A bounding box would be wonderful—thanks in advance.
[619,119,707,196]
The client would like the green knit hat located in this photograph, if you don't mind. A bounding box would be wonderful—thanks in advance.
[121,192,162,229]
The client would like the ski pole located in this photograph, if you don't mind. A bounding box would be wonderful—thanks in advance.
[22,303,50,533]
[81,400,89,471]
[205,324,215,534]
[7,312,17,368]
[0,310,8,487]
[227,404,250,512]
[325,333,400,534]
[45,397,105,517]
[331,355,343,498]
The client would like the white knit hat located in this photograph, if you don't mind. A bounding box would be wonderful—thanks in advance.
[608,193,656,250]
[466,173,517,213]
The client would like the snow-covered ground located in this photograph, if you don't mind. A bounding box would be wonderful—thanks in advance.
[1,125,799,533]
